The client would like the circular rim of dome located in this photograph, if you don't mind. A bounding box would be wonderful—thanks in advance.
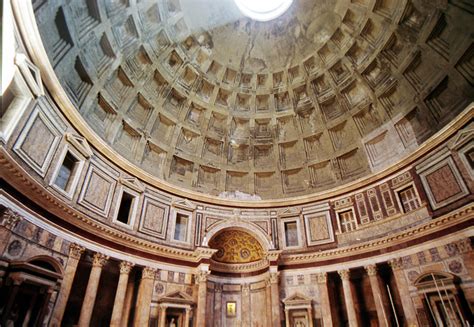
[234,0,294,21]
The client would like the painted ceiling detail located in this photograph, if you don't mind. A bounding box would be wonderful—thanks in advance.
[209,230,264,264]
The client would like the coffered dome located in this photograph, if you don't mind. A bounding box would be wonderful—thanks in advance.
[34,0,474,199]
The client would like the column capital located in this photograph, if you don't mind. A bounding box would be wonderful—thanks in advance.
[69,243,85,260]
[456,238,472,253]
[215,283,222,293]
[92,252,109,267]
[365,264,377,276]
[1,209,22,230]
[317,272,327,284]
[142,267,157,280]
[195,270,210,283]
[269,272,279,284]
[119,261,135,274]
[389,258,403,271]
[338,269,350,281]
[185,307,191,313]
[242,283,250,296]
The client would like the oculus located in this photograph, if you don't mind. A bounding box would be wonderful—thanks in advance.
[234,0,293,21]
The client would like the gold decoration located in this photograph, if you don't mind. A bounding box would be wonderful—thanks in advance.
[208,230,264,264]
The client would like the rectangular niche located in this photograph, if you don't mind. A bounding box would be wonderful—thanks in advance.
[281,168,306,194]
[123,46,152,81]
[279,141,302,169]
[254,172,277,195]
[280,217,301,248]
[164,88,186,117]
[176,127,200,154]
[277,116,298,141]
[105,67,133,106]
[353,104,381,136]
[256,94,271,112]
[145,70,169,98]
[197,166,220,190]
[225,171,250,193]
[309,161,335,188]
[49,146,86,199]
[304,133,325,162]
[394,107,431,148]
[151,113,176,143]
[254,144,275,168]
[126,93,152,127]
[141,141,166,176]
[297,107,318,135]
[228,143,250,167]
[169,156,194,184]
[171,210,191,244]
[184,102,205,128]
[208,112,227,137]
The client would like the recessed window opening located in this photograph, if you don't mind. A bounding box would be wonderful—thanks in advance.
[284,221,298,247]
[174,213,188,241]
[54,151,79,191]
[398,186,420,213]
[117,192,135,224]
[339,210,357,233]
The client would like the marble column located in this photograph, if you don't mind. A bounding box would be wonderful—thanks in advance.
[307,307,314,327]
[78,252,109,327]
[316,272,333,327]
[284,308,290,327]
[158,304,167,327]
[241,283,250,327]
[50,243,85,327]
[184,307,191,327]
[195,268,210,327]
[365,264,390,327]
[120,274,135,327]
[338,269,359,327]
[214,284,222,327]
[0,278,22,325]
[270,271,281,327]
[133,266,157,326]
[110,261,135,327]
[265,278,272,326]
[389,258,418,326]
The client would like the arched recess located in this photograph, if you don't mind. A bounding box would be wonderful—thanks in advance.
[414,271,472,326]
[202,220,273,251]
[27,255,64,276]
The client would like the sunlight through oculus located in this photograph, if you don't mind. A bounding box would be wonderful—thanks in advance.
[234,0,294,21]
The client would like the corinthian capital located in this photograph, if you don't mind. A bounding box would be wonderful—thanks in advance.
[92,252,109,267]
[365,264,377,276]
[317,272,327,284]
[119,261,135,274]
[69,243,85,260]
[338,269,350,281]
[195,270,210,283]
[1,209,22,230]
[142,267,157,280]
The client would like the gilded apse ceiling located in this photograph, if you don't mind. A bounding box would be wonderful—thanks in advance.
[34,0,474,199]
[209,230,264,264]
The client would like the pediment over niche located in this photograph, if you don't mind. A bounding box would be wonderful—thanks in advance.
[277,207,301,218]
[119,176,145,193]
[172,198,196,211]
[283,292,312,306]
[451,127,473,150]
[158,291,194,305]
[66,133,93,158]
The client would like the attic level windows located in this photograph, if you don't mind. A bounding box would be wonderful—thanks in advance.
[284,221,298,247]
[398,186,420,213]
[54,151,79,191]
[116,192,135,225]
[234,0,293,22]
[174,213,189,242]
[338,210,357,233]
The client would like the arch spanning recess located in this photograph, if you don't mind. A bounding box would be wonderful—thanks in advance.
[202,220,273,251]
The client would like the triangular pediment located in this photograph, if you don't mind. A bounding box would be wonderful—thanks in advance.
[172,198,196,211]
[451,127,473,150]
[283,292,312,305]
[277,207,301,218]
[66,133,93,158]
[158,291,194,305]
[119,177,145,193]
